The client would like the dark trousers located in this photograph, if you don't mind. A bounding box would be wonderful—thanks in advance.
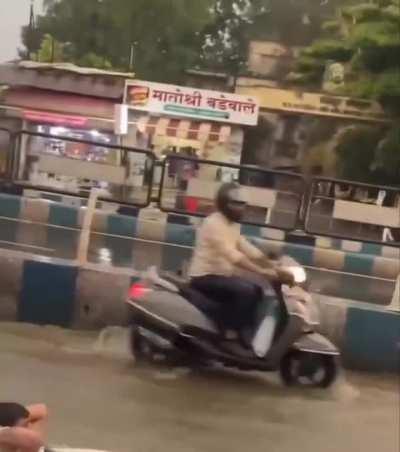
[190,275,262,331]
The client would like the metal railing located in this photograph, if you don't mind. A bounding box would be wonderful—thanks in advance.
[8,130,156,208]
[158,154,305,231]
[305,177,400,245]
[0,128,399,246]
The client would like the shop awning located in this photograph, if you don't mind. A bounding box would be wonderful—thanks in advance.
[135,116,231,143]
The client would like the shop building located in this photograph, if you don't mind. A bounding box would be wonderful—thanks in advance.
[0,62,260,199]
[120,80,259,184]
[0,61,135,193]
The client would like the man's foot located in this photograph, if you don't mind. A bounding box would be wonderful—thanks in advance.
[224,330,239,341]
[220,341,253,358]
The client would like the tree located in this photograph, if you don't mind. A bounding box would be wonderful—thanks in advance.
[290,0,400,184]
[33,34,65,63]
[22,0,214,82]
[20,25,43,60]
[201,0,270,79]
[200,0,337,78]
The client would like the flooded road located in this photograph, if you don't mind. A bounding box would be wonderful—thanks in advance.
[0,323,398,452]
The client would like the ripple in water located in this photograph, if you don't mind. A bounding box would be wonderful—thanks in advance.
[92,327,132,359]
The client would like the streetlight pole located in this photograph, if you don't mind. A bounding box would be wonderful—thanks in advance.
[129,43,135,72]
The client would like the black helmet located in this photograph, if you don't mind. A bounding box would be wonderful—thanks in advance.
[215,182,246,222]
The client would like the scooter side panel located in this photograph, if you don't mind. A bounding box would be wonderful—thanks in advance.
[294,332,339,355]
[131,290,219,335]
[265,315,305,366]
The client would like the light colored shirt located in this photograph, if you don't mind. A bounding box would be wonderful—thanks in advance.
[189,212,263,278]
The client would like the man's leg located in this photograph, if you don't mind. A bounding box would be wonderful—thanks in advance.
[191,275,260,330]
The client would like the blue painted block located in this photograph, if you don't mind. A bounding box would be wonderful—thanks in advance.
[0,194,21,219]
[166,223,195,247]
[241,224,262,238]
[0,218,18,243]
[49,204,79,228]
[283,243,315,266]
[361,242,383,256]
[344,308,400,372]
[19,261,78,327]
[344,253,374,275]
[107,214,137,238]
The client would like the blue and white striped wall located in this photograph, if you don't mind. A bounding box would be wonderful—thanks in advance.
[1,192,399,281]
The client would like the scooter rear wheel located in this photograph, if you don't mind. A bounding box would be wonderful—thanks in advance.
[129,325,180,365]
[280,351,338,388]
[130,325,157,363]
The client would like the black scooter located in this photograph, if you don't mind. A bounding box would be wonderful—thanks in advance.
[125,262,339,388]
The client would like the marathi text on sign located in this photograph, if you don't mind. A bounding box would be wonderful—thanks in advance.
[125,81,259,126]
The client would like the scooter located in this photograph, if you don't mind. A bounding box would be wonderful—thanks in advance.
[125,259,340,388]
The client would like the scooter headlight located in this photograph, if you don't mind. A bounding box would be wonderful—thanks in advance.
[289,266,307,284]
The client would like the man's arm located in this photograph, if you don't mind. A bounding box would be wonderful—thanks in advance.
[0,427,44,452]
[238,236,277,267]
[236,255,278,280]
[207,227,278,280]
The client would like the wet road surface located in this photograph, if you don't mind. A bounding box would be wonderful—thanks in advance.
[0,323,398,452]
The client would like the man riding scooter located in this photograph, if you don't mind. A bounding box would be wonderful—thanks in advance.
[189,182,294,355]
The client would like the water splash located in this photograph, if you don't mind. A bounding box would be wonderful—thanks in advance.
[92,326,132,359]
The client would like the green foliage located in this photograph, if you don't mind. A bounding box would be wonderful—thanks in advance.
[303,39,353,62]
[291,0,400,89]
[373,126,400,181]
[291,0,400,183]
[201,0,271,76]
[78,52,112,70]
[322,20,341,33]
[34,34,65,63]
[332,122,400,185]
[23,0,342,80]
[335,126,383,183]
[342,3,381,22]
[20,25,43,59]
[23,0,214,82]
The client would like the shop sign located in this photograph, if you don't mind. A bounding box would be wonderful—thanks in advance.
[23,110,88,127]
[235,86,389,122]
[125,80,259,126]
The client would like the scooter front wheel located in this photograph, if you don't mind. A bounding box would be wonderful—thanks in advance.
[280,351,338,388]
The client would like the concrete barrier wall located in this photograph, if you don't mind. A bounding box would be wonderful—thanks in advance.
[0,248,398,373]
[2,192,399,266]
[0,253,24,321]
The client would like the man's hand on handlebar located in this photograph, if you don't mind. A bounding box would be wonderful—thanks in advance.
[261,266,295,286]
[276,268,295,286]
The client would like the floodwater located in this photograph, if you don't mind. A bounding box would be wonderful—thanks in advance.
[0,323,398,452]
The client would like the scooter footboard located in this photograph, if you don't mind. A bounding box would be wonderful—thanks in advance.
[294,333,339,355]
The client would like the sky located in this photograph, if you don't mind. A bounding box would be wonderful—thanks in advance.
[0,0,43,62]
